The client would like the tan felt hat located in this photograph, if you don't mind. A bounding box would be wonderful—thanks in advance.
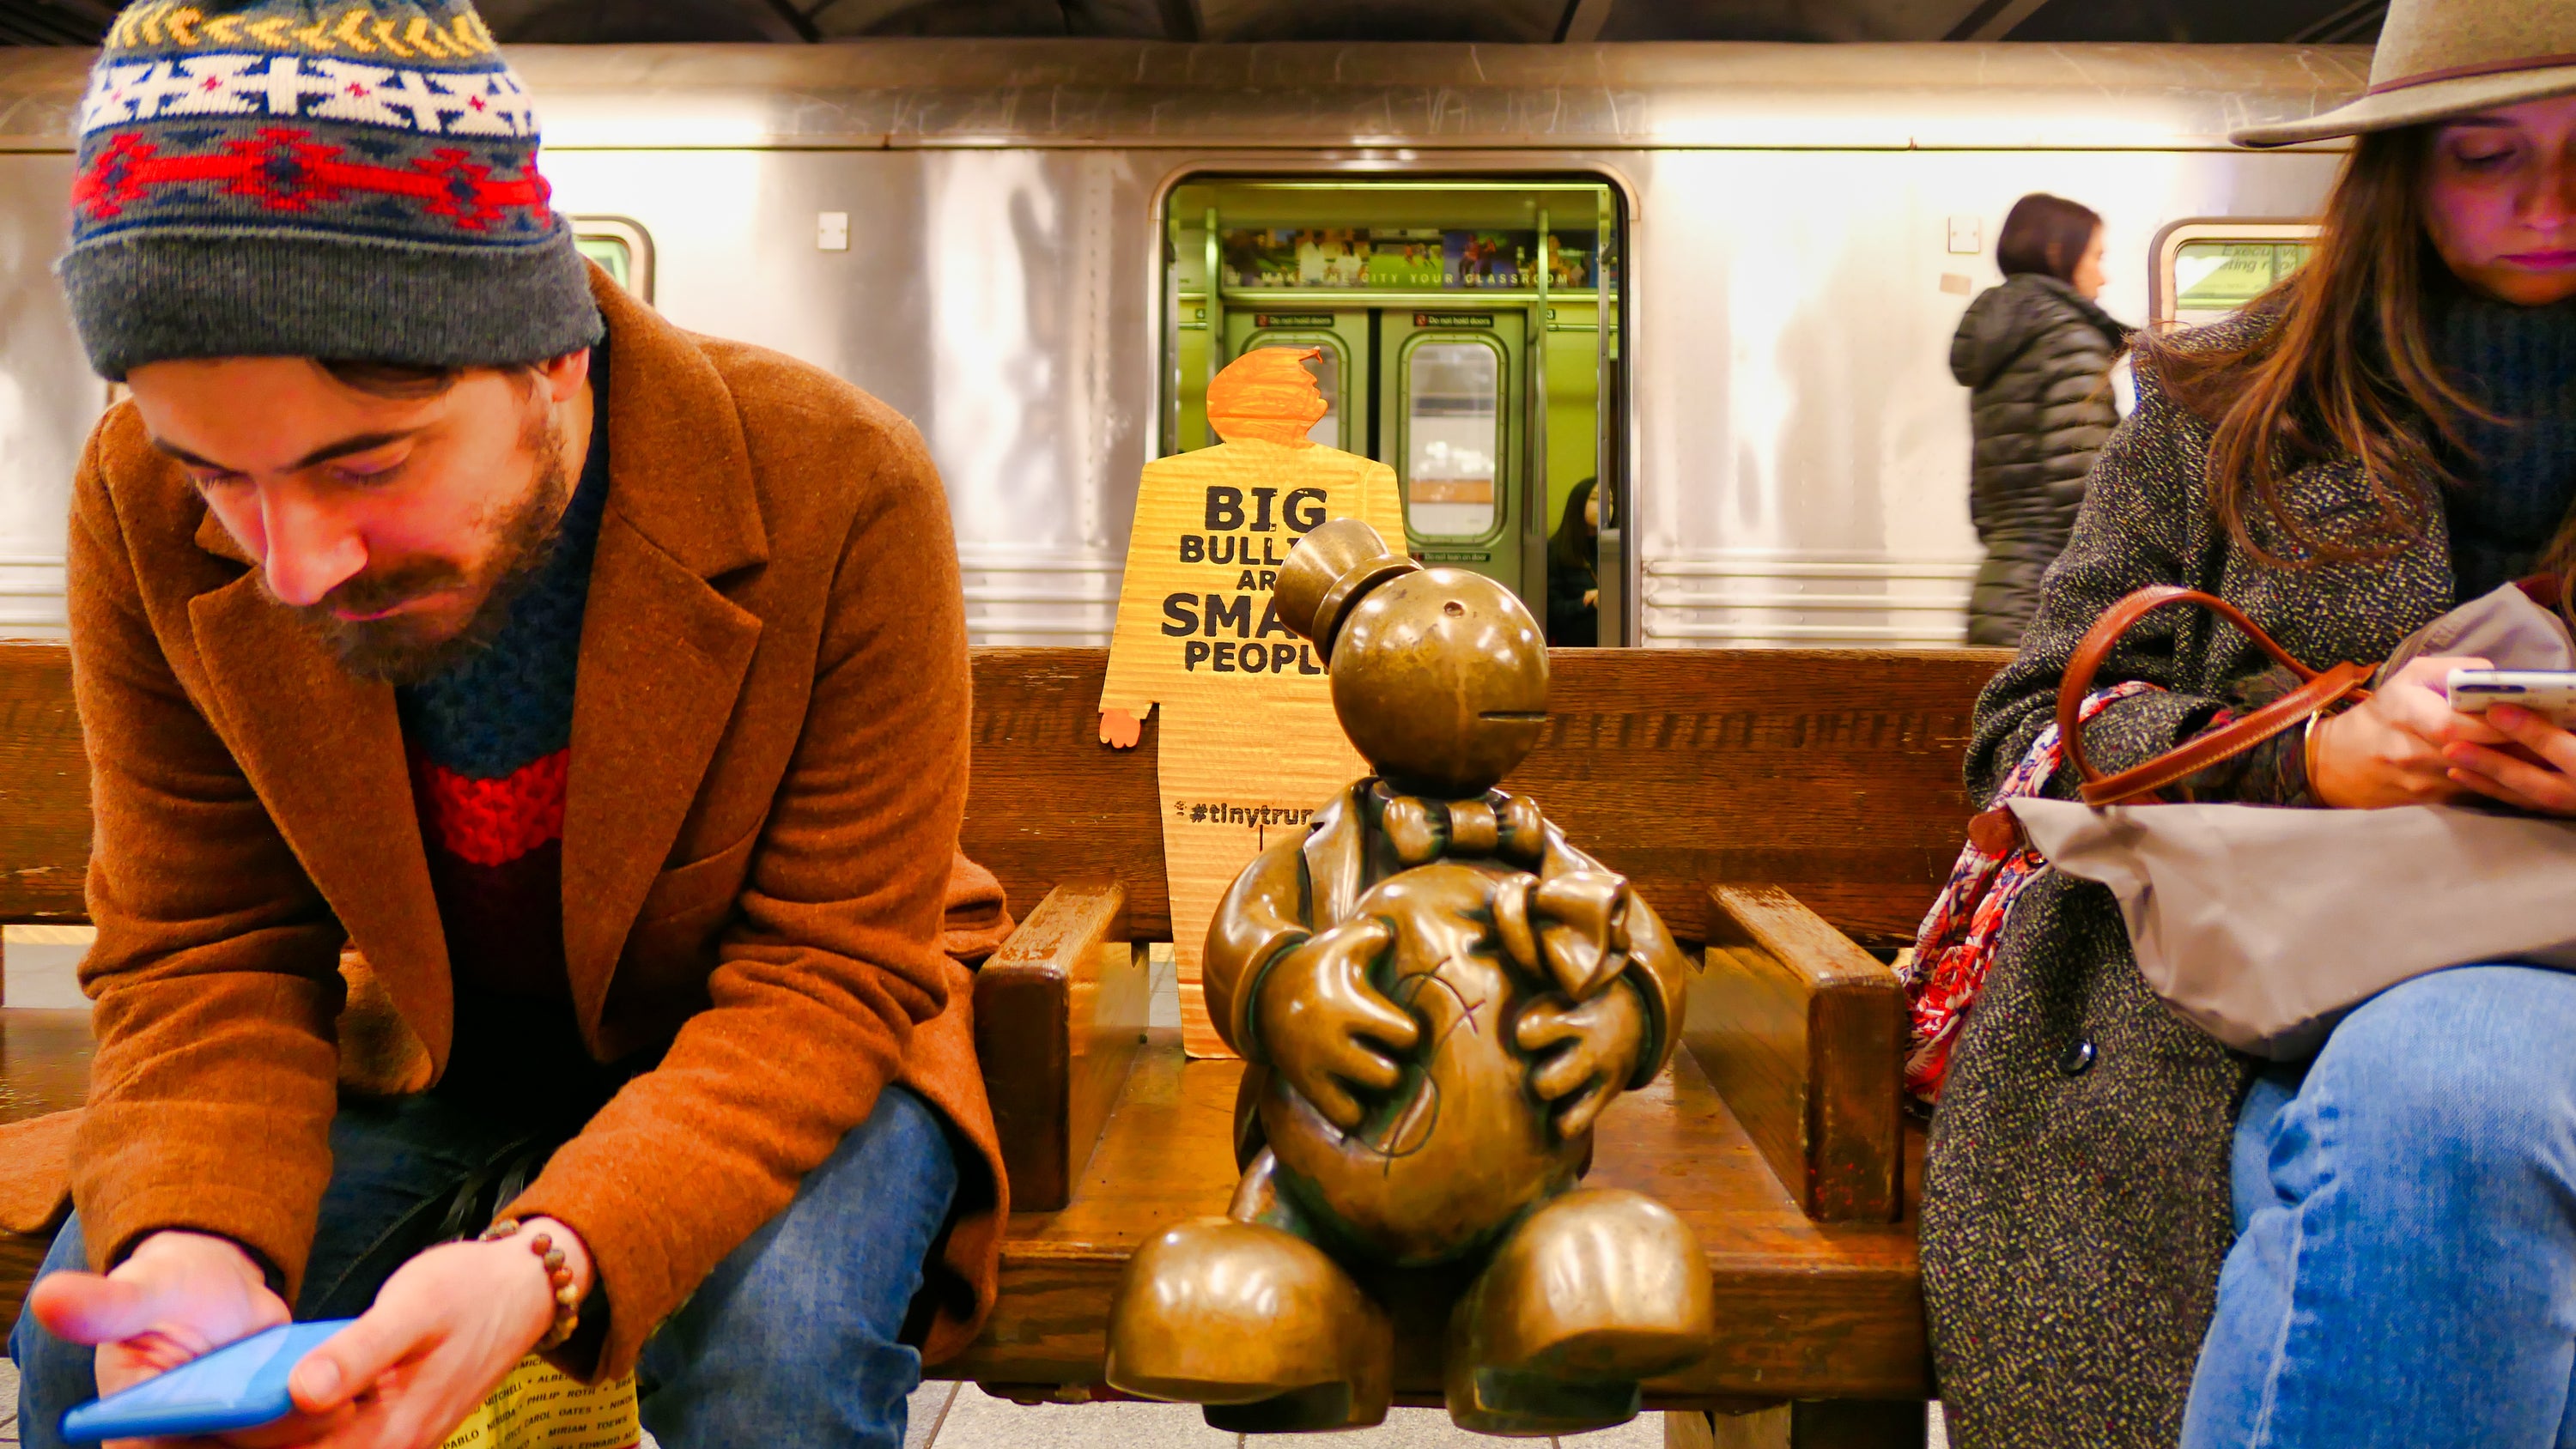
[2234,0,2576,147]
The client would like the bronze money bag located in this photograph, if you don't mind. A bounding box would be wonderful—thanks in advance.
[1104,519,1713,1438]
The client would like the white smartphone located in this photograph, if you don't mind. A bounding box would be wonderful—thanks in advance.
[2445,669,2576,726]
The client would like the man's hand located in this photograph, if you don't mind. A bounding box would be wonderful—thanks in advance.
[265,1216,593,1449]
[29,1229,307,1446]
[31,1218,593,1449]
[1099,708,1142,749]
[2444,701,2576,815]
[1514,979,1646,1139]
[2310,655,2514,809]
[1255,921,1421,1131]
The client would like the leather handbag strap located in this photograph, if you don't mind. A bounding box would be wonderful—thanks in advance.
[2057,585,2372,806]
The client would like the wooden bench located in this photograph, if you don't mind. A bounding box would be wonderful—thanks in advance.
[0,640,2006,1444]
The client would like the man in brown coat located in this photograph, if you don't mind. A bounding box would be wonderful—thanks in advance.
[8,4,1006,1446]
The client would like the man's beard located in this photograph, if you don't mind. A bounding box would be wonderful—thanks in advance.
[278,410,574,687]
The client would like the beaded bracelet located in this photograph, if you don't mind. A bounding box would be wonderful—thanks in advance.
[479,1219,581,1350]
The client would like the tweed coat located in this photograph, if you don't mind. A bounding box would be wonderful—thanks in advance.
[58,268,1006,1379]
[1951,274,2129,646]
[1922,329,2463,1447]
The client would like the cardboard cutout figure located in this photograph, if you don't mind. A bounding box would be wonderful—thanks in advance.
[1100,348,1407,1057]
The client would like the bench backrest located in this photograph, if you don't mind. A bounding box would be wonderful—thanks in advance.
[0,643,83,925]
[0,642,2006,946]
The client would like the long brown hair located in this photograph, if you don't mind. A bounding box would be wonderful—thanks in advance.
[2146,125,2494,569]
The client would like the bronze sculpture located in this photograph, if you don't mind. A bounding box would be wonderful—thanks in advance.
[1103,519,1711,1437]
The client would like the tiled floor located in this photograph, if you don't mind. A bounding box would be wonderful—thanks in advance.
[901,1384,1670,1447]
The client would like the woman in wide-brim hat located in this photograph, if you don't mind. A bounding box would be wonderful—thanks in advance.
[1923,3,2576,1446]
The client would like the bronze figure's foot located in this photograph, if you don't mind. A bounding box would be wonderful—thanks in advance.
[1104,1216,1394,1433]
[1442,1189,1716,1435]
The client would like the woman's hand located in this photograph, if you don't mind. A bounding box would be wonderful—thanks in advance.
[265,1216,594,1449]
[2444,702,2576,815]
[2308,654,2516,809]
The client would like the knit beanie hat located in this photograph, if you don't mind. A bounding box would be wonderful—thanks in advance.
[59,0,603,380]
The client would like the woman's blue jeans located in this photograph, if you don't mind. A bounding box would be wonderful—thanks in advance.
[9,1083,958,1449]
[2182,964,2576,1448]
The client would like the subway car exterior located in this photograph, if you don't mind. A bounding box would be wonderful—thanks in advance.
[0,40,2363,647]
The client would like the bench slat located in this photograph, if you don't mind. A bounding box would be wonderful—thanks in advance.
[0,642,89,925]
[4,644,2004,952]
[1,1007,96,1327]
[964,647,2000,950]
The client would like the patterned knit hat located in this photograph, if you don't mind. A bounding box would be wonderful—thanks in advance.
[59,0,602,380]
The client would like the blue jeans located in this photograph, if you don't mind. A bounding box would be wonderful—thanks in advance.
[10,1084,958,1449]
[2182,965,2576,1449]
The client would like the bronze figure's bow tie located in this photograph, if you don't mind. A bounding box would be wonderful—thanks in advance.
[1376,786,1549,869]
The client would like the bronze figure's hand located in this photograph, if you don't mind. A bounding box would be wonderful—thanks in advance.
[1256,919,1422,1131]
[1514,978,1647,1139]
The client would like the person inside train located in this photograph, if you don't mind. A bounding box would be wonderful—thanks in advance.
[5,3,1012,1447]
[1949,191,2131,647]
[1925,3,2576,1446]
[1546,476,1607,646]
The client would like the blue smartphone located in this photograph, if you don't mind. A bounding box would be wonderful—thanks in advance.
[58,1319,354,1443]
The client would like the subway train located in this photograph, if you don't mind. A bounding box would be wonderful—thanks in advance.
[0,39,2366,647]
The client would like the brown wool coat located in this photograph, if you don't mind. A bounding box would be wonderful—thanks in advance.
[58,270,1008,1378]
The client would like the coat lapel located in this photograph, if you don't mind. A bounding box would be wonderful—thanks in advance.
[185,523,453,1061]
[559,274,769,1046]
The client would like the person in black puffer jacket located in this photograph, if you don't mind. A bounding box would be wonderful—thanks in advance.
[1952,193,2131,646]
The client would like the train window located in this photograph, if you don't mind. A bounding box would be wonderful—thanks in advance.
[2152,221,2317,329]
[570,216,655,304]
[1302,344,1342,447]
[1403,338,1501,538]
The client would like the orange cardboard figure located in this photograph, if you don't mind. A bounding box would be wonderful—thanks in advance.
[1100,348,1407,1057]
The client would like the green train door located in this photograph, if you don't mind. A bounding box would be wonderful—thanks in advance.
[1218,306,1532,598]
[1170,179,1622,638]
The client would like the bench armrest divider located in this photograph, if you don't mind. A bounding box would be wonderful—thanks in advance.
[1686,883,1905,1223]
[972,880,1148,1213]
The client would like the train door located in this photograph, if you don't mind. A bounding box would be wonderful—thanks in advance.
[1168,179,1623,639]
[1218,306,1530,598]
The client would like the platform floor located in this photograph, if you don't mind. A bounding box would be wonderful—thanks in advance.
[0,1361,1948,1447]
